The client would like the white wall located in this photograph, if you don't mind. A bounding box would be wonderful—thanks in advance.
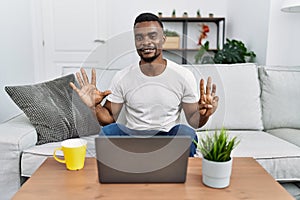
[106,0,228,37]
[226,0,271,65]
[0,0,35,122]
[266,0,300,66]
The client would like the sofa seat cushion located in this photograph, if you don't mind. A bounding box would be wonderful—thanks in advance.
[267,128,300,147]
[21,134,98,177]
[196,130,300,181]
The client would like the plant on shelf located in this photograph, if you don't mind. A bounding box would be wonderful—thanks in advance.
[194,24,212,64]
[164,29,179,37]
[213,38,256,64]
[197,9,201,18]
[194,41,211,64]
[172,9,176,17]
[194,128,240,188]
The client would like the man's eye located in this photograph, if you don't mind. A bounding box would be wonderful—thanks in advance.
[135,35,143,41]
[149,34,157,39]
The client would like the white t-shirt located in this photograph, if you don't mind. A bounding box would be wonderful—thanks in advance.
[107,59,198,131]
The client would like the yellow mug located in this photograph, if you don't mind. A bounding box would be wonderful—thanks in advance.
[53,138,87,170]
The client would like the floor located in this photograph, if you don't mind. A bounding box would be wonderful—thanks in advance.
[280,182,300,199]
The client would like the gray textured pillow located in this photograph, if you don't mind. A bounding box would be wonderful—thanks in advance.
[5,74,100,145]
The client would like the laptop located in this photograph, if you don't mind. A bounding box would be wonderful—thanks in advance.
[95,136,191,183]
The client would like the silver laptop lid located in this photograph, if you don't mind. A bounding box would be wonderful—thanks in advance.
[95,136,191,183]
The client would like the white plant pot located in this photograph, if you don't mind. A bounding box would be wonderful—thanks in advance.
[202,158,233,188]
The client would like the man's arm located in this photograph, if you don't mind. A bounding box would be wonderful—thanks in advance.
[182,102,209,129]
[70,68,122,126]
[94,100,123,126]
[182,77,219,129]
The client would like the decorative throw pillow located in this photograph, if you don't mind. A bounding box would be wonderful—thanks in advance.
[259,66,300,130]
[5,74,100,145]
[185,63,264,131]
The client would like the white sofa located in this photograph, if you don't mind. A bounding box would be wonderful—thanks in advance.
[1,63,300,200]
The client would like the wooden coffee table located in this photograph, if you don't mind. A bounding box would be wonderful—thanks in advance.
[13,157,293,200]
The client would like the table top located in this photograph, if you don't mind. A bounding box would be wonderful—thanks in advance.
[13,157,293,200]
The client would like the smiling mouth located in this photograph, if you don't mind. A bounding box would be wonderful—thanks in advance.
[139,47,156,53]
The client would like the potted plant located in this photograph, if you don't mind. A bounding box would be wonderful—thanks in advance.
[196,9,201,18]
[183,12,188,18]
[172,9,176,17]
[213,38,256,64]
[163,29,180,49]
[194,128,240,188]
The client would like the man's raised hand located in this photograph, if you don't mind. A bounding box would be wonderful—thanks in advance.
[69,68,111,108]
[198,76,219,118]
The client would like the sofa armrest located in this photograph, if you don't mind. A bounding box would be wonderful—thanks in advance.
[0,113,37,199]
[0,113,37,149]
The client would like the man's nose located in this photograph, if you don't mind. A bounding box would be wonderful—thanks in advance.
[142,36,152,44]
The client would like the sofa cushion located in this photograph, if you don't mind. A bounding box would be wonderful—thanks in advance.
[267,128,300,147]
[186,63,263,130]
[259,66,300,130]
[5,74,100,145]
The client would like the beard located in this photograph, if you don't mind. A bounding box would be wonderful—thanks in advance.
[138,46,161,63]
[141,52,161,63]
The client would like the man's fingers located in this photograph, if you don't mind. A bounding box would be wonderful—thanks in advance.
[91,68,96,85]
[206,76,212,95]
[69,82,79,93]
[211,83,216,97]
[199,79,205,103]
[200,79,205,96]
[212,96,219,104]
[76,72,84,87]
[102,90,112,96]
[81,68,89,84]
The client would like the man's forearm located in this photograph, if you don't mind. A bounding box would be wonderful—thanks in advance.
[188,111,209,129]
[93,104,115,126]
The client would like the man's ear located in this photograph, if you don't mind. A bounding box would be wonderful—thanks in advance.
[162,34,166,44]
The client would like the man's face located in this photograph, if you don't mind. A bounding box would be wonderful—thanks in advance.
[134,21,165,63]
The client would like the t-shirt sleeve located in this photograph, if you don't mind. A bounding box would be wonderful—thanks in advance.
[107,71,125,103]
[182,70,199,103]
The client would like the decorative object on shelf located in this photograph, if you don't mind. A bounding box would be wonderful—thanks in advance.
[158,12,162,18]
[172,9,176,17]
[197,24,210,46]
[281,0,300,12]
[196,9,201,17]
[194,128,240,188]
[194,41,211,64]
[209,13,214,18]
[183,12,188,18]
[213,38,256,64]
[163,29,180,49]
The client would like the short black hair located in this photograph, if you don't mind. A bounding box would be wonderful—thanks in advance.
[134,12,164,28]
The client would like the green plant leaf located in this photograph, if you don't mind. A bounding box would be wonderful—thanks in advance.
[195,128,240,162]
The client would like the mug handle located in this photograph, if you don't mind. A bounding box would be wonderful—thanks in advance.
[53,147,66,163]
